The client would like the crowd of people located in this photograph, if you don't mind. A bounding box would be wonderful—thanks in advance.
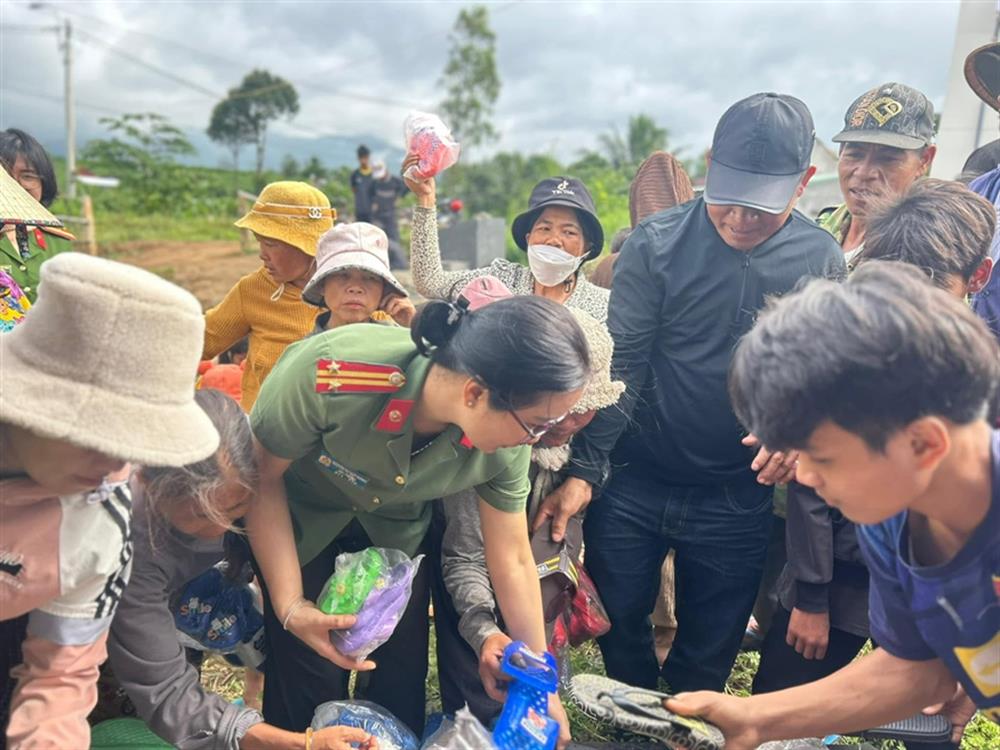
[1,39,998,750]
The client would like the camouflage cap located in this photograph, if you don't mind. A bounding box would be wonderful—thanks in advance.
[833,82,935,150]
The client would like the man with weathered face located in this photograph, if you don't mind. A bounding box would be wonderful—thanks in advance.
[818,82,937,265]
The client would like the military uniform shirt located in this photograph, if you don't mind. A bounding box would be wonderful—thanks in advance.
[0,226,74,303]
[251,323,531,564]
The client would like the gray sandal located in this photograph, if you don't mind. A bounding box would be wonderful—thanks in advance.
[568,674,725,750]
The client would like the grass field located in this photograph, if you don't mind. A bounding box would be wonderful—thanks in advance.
[201,626,1000,748]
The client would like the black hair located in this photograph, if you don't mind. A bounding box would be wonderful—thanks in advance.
[357,145,370,158]
[960,140,1000,182]
[858,178,995,286]
[0,128,58,207]
[610,227,632,255]
[410,296,591,409]
[728,261,1000,452]
[219,336,249,364]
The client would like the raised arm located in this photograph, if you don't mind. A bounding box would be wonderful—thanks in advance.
[403,156,480,301]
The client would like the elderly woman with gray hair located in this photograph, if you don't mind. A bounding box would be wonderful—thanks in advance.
[107,390,378,750]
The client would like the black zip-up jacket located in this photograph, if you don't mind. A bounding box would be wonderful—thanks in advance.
[569,197,845,489]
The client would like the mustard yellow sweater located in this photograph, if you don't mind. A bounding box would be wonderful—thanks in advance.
[203,267,318,411]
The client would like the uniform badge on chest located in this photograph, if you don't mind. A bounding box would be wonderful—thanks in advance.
[317,450,370,488]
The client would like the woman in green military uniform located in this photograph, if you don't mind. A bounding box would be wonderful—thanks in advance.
[247,295,590,746]
[0,129,74,303]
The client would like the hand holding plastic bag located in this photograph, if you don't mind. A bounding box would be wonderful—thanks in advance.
[312,700,418,750]
[317,548,424,660]
[403,112,460,181]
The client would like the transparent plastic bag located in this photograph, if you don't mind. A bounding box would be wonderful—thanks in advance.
[403,111,461,181]
[317,548,425,660]
[311,700,419,750]
[566,565,611,647]
[420,706,496,749]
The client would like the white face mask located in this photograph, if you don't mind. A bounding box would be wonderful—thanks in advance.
[527,244,583,287]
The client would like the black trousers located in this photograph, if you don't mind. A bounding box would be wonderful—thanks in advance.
[754,606,958,750]
[427,502,503,726]
[752,605,868,694]
[255,521,431,736]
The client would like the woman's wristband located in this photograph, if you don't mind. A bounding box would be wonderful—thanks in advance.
[304,727,314,750]
[281,597,310,631]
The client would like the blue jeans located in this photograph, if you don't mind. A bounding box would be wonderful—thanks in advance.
[584,468,773,692]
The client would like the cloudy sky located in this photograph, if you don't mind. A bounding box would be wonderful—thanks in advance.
[0,0,969,168]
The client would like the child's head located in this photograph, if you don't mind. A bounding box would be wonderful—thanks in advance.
[233,182,334,284]
[142,390,257,539]
[858,178,995,298]
[302,222,408,327]
[219,337,249,366]
[729,261,1000,524]
[0,254,219,496]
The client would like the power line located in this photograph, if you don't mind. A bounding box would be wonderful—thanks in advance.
[74,26,222,100]
[0,23,59,33]
[3,85,124,116]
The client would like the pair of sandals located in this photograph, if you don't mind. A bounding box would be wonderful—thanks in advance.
[569,674,951,750]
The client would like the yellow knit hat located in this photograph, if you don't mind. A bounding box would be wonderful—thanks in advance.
[234,181,335,257]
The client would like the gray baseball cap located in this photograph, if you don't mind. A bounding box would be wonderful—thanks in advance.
[832,82,935,150]
[704,93,815,215]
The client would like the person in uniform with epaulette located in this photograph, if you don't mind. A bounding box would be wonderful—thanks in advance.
[817,83,936,268]
[245,294,591,748]
[0,129,75,303]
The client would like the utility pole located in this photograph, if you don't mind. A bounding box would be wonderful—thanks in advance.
[61,18,75,199]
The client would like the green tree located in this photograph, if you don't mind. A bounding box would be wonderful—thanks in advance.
[80,113,200,213]
[280,154,300,179]
[301,156,327,184]
[598,114,670,171]
[439,6,501,150]
[208,97,256,173]
[209,69,300,181]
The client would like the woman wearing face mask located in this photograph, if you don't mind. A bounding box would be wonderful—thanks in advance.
[404,154,609,322]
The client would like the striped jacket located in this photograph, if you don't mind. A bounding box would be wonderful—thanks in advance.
[0,467,132,749]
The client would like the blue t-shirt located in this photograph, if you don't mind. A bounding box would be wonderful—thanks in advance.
[857,428,1000,722]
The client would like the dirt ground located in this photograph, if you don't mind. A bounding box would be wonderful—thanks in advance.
[111,240,420,308]
[109,240,260,308]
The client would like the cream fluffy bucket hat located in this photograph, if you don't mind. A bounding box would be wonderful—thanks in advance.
[0,253,219,466]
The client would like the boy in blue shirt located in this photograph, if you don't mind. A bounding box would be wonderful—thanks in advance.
[668,261,999,749]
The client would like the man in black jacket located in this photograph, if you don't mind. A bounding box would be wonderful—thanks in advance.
[533,93,846,692]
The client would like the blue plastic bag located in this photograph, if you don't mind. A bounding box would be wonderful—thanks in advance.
[173,565,266,668]
[311,700,419,750]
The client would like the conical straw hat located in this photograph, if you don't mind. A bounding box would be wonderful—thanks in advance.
[0,167,63,227]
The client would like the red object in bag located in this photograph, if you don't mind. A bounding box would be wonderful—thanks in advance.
[566,566,611,647]
[403,112,461,180]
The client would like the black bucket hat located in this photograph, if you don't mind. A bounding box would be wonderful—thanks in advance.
[511,177,604,260]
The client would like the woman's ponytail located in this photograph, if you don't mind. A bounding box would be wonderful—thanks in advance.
[410,298,469,356]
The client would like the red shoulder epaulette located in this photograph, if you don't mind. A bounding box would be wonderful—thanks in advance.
[315,359,407,394]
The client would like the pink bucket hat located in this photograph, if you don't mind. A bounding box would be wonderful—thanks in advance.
[455,275,513,311]
[303,222,408,307]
